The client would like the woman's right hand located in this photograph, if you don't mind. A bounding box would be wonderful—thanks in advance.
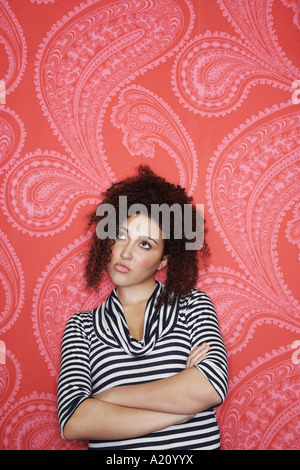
[186,343,210,369]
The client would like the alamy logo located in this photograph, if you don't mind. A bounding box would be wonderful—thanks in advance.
[95,196,204,250]
[291,80,300,104]
[0,80,5,105]
[0,340,6,365]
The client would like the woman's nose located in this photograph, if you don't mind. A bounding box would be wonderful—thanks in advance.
[120,241,133,260]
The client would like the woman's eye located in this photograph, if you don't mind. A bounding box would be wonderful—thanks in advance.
[140,240,151,249]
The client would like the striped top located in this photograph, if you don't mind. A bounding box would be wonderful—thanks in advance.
[57,281,228,450]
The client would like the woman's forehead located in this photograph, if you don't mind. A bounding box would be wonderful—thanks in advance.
[121,213,162,240]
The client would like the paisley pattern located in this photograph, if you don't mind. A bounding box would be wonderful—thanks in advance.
[204,104,300,353]
[35,0,194,182]
[0,0,27,95]
[0,230,24,333]
[280,0,300,30]
[0,349,21,416]
[2,150,100,235]
[0,0,299,450]
[215,346,299,449]
[111,85,198,193]
[32,233,112,376]
[0,392,86,450]
[172,0,300,116]
[0,107,25,175]
[286,202,300,254]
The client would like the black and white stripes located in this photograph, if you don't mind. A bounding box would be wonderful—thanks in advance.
[93,282,180,357]
[57,281,228,450]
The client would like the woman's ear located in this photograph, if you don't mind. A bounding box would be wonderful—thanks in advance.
[157,255,168,271]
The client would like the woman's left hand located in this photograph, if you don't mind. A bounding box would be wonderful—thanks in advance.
[186,343,210,369]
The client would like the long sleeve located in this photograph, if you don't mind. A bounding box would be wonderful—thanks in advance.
[185,290,228,403]
[57,312,93,437]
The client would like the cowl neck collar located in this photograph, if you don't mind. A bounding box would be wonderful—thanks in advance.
[93,281,180,356]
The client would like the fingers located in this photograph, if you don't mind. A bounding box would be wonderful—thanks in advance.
[186,343,210,368]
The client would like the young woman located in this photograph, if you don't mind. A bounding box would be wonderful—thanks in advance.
[57,165,228,450]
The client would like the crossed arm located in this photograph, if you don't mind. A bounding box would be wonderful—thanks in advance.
[63,343,221,441]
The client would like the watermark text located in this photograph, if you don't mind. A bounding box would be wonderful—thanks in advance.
[291,80,300,104]
[0,340,6,364]
[291,339,300,365]
[0,80,5,105]
[96,196,204,250]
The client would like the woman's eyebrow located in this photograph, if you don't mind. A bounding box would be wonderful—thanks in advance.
[139,235,158,245]
[119,226,158,244]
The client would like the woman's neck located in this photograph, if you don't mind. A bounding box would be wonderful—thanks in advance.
[116,279,157,307]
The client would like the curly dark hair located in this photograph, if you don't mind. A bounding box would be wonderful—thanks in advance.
[86,165,210,308]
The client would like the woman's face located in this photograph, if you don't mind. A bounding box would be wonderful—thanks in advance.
[106,213,168,289]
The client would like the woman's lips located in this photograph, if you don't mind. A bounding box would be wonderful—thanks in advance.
[114,263,130,273]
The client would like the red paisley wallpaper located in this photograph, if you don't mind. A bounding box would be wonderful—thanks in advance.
[0,0,299,450]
